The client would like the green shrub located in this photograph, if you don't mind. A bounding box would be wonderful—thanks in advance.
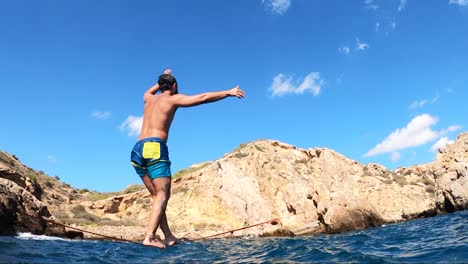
[136,198,150,205]
[254,145,264,152]
[425,186,435,193]
[44,180,54,188]
[0,152,15,166]
[397,178,408,186]
[234,152,249,159]
[86,192,115,201]
[71,205,87,214]
[99,218,135,226]
[422,178,434,186]
[380,172,391,179]
[362,166,369,176]
[79,188,90,193]
[393,174,408,186]
[27,173,39,185]
[381,179,393,184]
[122,184,145,194]
[172,163,209,179]
[71,205,100,223]
[295,158,308,164]
[172,187,189,195]
[233,143,247,152]
[52,211,70,221]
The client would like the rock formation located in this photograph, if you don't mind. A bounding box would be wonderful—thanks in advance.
[81,132,468,240]
[434,134,468,212]
[0,152,65,236]
[0,132,467,241]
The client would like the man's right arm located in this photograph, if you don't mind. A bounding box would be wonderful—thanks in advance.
[171,86,245,107]
[143,69,173,102]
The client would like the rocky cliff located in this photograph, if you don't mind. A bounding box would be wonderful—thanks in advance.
[1,132,467,241]
[0,152,67,236]
[81,132,468,240]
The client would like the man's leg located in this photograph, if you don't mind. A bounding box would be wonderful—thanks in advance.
[159,211,179,246]
[141,174,170,248]
[143,174,179,246]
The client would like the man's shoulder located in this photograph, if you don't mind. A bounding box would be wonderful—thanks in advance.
[166,93,189,101]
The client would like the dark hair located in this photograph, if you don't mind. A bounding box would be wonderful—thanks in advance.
[158,74,177,93]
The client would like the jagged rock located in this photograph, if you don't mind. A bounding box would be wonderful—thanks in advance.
[0,152,82,238]
[0,155,42,199]
[0,178,64,236]
[434,133,468,212]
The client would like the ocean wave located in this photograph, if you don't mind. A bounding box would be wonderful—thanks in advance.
[16,233,66,241]
[2,211,467,263]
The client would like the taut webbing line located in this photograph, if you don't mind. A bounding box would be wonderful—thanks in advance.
[18,210,309,243]
[18,212,139,244]
[193,210,308,241]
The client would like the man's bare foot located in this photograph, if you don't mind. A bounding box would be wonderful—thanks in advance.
[165,235,181,246]
[143,234,166,249]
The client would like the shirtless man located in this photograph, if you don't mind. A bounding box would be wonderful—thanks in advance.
[130,69,245,248]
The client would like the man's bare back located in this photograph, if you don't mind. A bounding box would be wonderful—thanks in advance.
[138,92,176,141]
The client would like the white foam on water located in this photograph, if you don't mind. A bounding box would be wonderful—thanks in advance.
[16,232,66,241]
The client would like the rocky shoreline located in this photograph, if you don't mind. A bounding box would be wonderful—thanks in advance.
[1,133,467,242]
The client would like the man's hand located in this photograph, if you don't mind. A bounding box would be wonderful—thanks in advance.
[163,69,172,75]
[150,83,159,92]
[228,86,245,99]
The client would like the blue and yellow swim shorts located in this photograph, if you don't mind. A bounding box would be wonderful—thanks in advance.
[130,137,171,179]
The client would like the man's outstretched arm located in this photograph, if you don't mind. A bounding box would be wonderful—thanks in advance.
[172,86,245,107]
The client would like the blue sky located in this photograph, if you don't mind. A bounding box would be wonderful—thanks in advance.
[1,0,467,192]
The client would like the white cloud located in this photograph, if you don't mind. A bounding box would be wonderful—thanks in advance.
[92,111,112,120]
[450,0,468,6]
[367,1,408,34]
[340,38,369,55]
[409,99,427,109]
[409,96,440,109]
[365,0,379,9]
[365,114,440,157]
[391,152,401,162]
[398,0,407,11]
[262,0,291,15]
[269,72,323,97]
[120,115,143,136]
[431,137,454,152]
[47,155,57,163]
[339,46,351,55]
[356,38,369,50]
[431,96,440,103]
[440,125,462,135]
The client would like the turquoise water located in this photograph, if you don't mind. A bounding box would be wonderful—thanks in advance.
[1,210,467,263]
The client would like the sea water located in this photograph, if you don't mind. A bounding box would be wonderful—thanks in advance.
[1,210,467,263]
